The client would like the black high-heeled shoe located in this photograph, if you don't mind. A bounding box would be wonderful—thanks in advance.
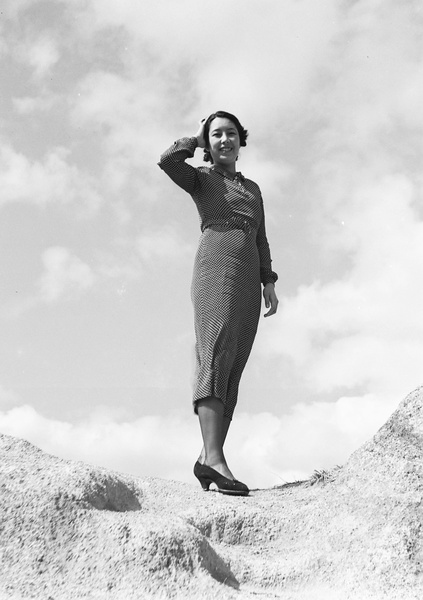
[193,461,249,496]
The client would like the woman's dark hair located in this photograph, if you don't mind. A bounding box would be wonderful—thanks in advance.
[203,110,248,163]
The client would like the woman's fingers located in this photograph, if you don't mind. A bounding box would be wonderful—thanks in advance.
[263,288,278,317]
[264,302,278,317]
[195,118,207,148]
[264,305,277,317]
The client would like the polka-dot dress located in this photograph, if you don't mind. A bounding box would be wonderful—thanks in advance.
[158,137,278,419]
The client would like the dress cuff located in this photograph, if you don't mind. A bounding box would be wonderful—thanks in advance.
[261,269,278,286]
[172,136,198,156]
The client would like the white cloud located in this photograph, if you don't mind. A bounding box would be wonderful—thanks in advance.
[0,391,398,489]
[27,35,60,78]
[64,0,341,176]
[0,144,101,211]
[257,173,423,399]
[38,247,95,302]
[1,0,34,20]
[13,94,57,114]
[72,69,164,150]
[251,0,423,408]
[0,385,18,408]
[227,393,397,485]
[0,35,7,58]
[0,404,199,483]
[1,0,422,488]
[70,68,172,203]
[137,226,194,264]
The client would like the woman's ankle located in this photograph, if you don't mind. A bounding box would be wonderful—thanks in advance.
[203,450,226,467]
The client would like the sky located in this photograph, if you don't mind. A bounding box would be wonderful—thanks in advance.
[0,0,422,489]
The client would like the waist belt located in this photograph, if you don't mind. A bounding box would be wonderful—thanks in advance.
[202,216,256,234]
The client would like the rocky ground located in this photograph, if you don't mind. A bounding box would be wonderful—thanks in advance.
[1,387,422,599]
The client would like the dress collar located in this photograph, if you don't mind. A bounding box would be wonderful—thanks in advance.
[211,165,245,183]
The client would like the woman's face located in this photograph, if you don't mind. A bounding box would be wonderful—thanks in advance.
[207,117,241,168]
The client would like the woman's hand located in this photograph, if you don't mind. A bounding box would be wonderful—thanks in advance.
[195,118,206,148]
[263,283,278,317]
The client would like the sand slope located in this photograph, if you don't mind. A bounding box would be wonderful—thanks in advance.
[1,387,422,599]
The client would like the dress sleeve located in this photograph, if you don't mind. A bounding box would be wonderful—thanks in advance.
[158,137,200,195]
[256,196,278,286]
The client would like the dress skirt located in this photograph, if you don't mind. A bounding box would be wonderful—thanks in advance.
[191,224,262,420]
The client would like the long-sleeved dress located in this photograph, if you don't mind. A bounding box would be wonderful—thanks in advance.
[158,137,278,420]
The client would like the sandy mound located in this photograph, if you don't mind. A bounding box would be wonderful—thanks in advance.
[1,387,422,599]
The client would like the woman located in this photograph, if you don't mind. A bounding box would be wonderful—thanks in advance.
[158,111,278,496]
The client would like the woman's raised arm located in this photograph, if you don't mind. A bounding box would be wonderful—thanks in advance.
[157,120,206,195]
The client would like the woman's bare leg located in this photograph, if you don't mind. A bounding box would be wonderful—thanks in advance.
[198,414,232,462]
[196,397,234,480]
[222,415,231,446]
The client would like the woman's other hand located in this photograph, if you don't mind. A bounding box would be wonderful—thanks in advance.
[195,118,206,148]
[263,283,278,317]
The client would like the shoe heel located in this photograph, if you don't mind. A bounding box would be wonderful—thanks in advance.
[197,476,212,491]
